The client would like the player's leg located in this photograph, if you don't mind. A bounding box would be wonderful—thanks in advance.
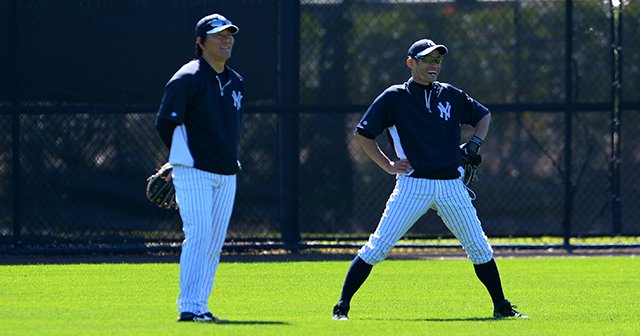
[172,166,217,317]
[334,175,434,320]
[433,180,494,262]
[358,175,435,264]
[434,179,527,318]
[332,256,371,320]
[432,179,503,303]
[197,174,236,317]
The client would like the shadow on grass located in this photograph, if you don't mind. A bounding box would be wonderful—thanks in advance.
[215,321,289,325]
[365,317,503,322]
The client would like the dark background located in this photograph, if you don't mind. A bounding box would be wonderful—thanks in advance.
[1,0,639,251]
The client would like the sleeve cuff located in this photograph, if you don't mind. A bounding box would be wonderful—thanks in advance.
[355,127,376,139]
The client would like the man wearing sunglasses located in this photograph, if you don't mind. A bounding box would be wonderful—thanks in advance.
[155,13,243,323]
[332,39,527,320]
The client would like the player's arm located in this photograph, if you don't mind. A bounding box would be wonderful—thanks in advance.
[354,133,412,175]
[473,113,490,140]
[460,89,491,154]
[155,117,178,148]
[156,72,192,148]
[462,112,490,156]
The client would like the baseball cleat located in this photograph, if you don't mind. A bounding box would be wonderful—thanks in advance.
[332,303,350,320]
[177,311,228,323]
[177,312,198,322]
[493,299,528,319]
[195,312,228,323]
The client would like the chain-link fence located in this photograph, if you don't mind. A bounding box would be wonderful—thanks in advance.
[1,0,639,253]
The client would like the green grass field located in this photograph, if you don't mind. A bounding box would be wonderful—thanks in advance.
[1,257,638,335]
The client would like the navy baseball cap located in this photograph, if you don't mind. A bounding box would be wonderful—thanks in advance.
[195,14,239,36]
[408,39,448,58]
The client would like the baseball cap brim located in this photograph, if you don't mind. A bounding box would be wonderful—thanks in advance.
[206,24,239,35]
[196,14,240,36]
[416,45,448,57]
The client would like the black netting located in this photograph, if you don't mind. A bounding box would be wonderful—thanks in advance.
[14,0,277,106]
[16,113,181,244]
[0,115,13,244]
[623,2,640,102]
[620,108,640,235]
[0,0,12,107]
[2,0,639,251]
[234,113,281,239]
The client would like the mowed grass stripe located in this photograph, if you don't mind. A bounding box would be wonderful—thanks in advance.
[0,257,638,335]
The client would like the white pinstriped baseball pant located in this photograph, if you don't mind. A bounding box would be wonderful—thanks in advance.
[358,174,494,265]
[172,166,236,315]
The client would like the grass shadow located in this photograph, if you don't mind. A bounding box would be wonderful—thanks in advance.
[215,320,290,326]
[364,317,503,322]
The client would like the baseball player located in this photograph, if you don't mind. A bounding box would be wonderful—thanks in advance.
[332,39,527,320]
[155,13,244,322]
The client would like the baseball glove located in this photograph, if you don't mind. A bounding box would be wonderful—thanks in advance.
[461,151,482,186]
[146,163,178,210]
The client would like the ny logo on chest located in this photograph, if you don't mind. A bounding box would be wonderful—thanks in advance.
[437,101,451,121]
[426,99,451,121]
[423,89,451,121]
[232,91,243,111]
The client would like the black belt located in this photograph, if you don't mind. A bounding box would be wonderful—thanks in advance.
[409,166,460,179]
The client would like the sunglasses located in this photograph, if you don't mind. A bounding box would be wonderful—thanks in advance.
[416,55,444,64]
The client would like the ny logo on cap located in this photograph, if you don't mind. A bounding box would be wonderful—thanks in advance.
[209,18,231,29]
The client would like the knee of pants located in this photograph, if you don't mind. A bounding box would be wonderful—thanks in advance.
[464,242,494,264]
[182,226,213,250]
[357,235,395,265]
[206,249,223,262]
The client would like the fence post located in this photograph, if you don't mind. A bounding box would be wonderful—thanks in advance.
[11,0,21,250]
[278,0,301,251]
[562,0,574,250]
[610,0,623,235]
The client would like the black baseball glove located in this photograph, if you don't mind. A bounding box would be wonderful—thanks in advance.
[146,163,178,210]
[460,135,483,186]
[461,151,482,186]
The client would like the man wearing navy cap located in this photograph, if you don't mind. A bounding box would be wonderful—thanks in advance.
[331,39,527,321]
[155,13,244,323]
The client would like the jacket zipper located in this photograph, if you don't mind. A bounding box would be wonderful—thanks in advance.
[424,89,432,113]
[216,76,231,96]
